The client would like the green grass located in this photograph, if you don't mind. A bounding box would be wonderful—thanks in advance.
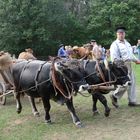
[0,64,140,140]
[133,63,140,84]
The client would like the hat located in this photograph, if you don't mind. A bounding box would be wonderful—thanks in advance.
[116,27,126,32]
[90,39,96,43]
[65,46,69,50]
[59,44,64,47]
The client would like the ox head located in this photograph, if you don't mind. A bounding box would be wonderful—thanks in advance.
[109,60,130,86]
[54,59,88,93]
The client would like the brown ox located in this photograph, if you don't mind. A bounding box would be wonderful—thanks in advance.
[18,48,36,60]
[70,44,93,59]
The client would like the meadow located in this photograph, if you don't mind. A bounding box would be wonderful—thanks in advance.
[0,63,140,140]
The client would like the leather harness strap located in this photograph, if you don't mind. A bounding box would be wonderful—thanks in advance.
[50,57,73,99]
[95,60,108,86]
[34,61,48,90]
[18,61,31,91]
[18,60,52,93]
[51,63,72,100]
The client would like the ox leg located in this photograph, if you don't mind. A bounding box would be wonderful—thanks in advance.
[42,97,51,124]
[28,96,40,117]
[66,98,82,127]
[15,93,22,114]
[96,93,110,117]
[92,94,100,115]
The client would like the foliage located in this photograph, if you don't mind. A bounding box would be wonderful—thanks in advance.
[0,0,139,55]
[87,0,140,48]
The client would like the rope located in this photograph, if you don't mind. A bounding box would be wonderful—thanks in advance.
[77,91,91,97]
[0,78,51,98]
[0,90,14,98]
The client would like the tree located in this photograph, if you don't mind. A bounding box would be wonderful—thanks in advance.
[0,0,139,55]
[0,0,87,56]
[0,0,47,55]
[87,0,140,47]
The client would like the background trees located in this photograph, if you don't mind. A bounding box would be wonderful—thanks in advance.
[87,0,140,48]
[0,0,139,56]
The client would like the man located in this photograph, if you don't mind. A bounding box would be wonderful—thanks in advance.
[57,44,67,58]
[110,27,140,107]
[92,44,103,60]
[91,39,105,60]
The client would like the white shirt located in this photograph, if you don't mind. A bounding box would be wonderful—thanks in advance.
[110,39,137,62]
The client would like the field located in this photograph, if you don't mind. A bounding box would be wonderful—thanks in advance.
[0,64,140,140]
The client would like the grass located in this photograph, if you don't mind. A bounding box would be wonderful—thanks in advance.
[0,64,140,140]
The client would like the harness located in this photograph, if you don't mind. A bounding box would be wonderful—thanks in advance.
[82,60,128,94]
[95,60,107,85]
[0,58,128,99]
[51,64,73,100]
[15,59,79,100]
[51,58,81,100]
[18,60,51,93]
[34,61,48,90]
[50,59,116,98]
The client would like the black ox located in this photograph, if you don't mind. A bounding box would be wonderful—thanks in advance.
[12,58,88,127]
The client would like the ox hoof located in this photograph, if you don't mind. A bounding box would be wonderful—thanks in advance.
[45,120,52,125]
[16,109,21,114]
[33,112,40,117]
[104,108,111,117]
[75,122,83,128]
[93,110,100,116]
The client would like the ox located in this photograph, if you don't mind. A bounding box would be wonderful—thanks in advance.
[70,44,93,59]
[18,48,36,60]
[12,58,88,127]
[84,60,130,116]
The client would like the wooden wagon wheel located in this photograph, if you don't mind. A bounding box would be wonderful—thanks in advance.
[0,92,6,105]
[0,83,7,105]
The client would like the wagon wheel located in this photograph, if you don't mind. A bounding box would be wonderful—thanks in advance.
[0,92,6,105]
[0,83,7,105]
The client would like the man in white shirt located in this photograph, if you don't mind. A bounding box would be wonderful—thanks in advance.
[110,27,140,107]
